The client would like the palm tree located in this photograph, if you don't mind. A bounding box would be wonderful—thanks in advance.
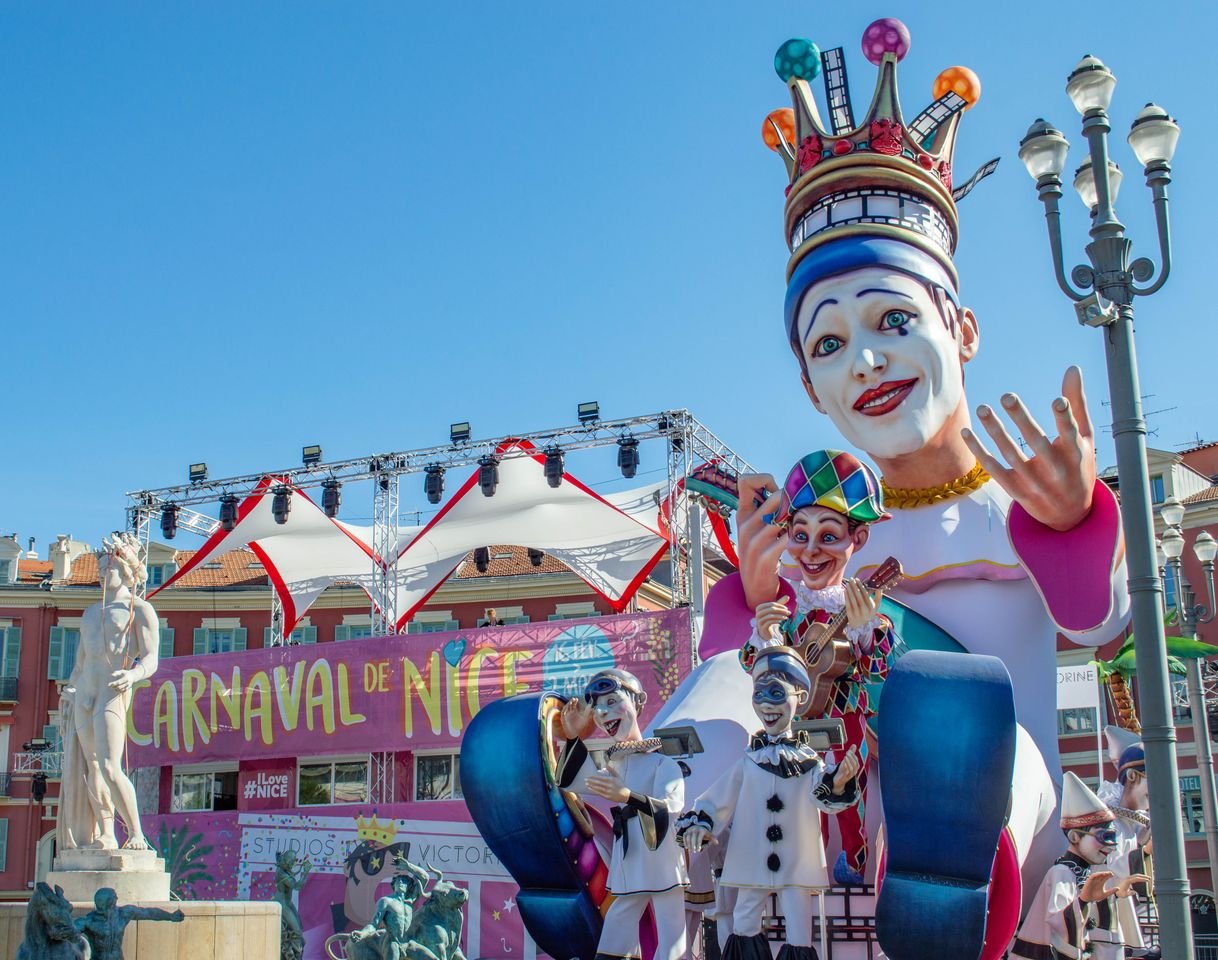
[1094,609,1218,732]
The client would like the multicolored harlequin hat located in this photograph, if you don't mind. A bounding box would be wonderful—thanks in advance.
[1060,771,1115,830]
[761,19,998,358]
[779,449,889,525]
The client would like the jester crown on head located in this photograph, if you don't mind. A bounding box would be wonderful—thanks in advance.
[763,18,998,340]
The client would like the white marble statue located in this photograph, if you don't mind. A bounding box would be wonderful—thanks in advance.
[57,532,160,851]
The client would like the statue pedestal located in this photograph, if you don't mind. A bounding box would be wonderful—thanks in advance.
[46,849,171,903]
[1,900,282,960]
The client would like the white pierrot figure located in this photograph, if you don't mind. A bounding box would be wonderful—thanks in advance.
[557,669,689,960]
[1012,772,1149,960]
[678,645,860,960]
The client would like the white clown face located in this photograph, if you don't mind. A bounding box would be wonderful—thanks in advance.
[752,673,805,737]
[591,690,643,744]
[795,267,978,460]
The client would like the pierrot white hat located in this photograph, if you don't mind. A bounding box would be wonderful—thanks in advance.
[1104,724,1142,769]
[1060,771,1115,830]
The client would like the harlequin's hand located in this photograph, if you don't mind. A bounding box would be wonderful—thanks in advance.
[1080,870,1115,902]
[1114,874,1150,899]
[962,365,1096,532]
[832,745,860,793]
[755,601,791,643]
[558,698,597,741]
[586,768,630,804]
[843,579,883,630]
[737,474,786,609]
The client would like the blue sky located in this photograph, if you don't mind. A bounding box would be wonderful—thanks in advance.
[1,3,1212,551]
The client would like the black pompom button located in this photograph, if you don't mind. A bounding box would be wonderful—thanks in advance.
[766,824,783,843]
[766,794,784,812]
[767,853,781,872]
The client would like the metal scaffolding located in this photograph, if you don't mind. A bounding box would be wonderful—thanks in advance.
[124,410,753,636]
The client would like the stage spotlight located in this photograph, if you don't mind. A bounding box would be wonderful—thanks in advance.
[657,415,670,433]
[544,446,565,488]
[474,547,490,574]
[219,494,239,532]
[528,548,544,568]
[272,486,292,525]
[617,437,640,479]
[189,463,208,483]
[479,456,499,497]
[577,401,600,424]
[160,503,179,540]
[322,480,342,518]
[450,422,472,444]
[425,465,445,505]
[302,444,322,466]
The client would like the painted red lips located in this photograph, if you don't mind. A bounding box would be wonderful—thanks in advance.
[853,379,918,416]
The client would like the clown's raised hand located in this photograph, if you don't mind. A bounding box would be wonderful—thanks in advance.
[832,744,860,793]
[962,365,1097,532]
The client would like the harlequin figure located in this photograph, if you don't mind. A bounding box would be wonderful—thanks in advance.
[743,449,893,885]
[1011,773,1149,960]
[557,669,689,960]
[678,647,860,960]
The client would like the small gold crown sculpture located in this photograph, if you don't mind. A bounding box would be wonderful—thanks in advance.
[356,813,398,846]
[763,18,997,287]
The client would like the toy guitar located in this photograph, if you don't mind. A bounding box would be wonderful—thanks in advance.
[798,556,904,718]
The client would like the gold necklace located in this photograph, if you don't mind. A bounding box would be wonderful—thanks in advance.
[880,461,991,509]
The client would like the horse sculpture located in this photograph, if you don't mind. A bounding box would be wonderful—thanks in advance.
[17,882,91,960]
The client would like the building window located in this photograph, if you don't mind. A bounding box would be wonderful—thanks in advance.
[548,602,599,622]
[335,624,373,642]
[1,627,21,679]
[192,627,248,656]
[1172,675,1192,721]
[1164,564,1179,609]
[171,770,238,812]
[1057,707,1098,736]
[298,759,369,806]
[407,620,460,634]
[1150,474,1166,505]
[1182,776,1204,836]
[0,560,10,584]
[146,564,167,588]
[158,627,176,659]
[47,627,80,681]
[263,625,318,646]
[415,753,462,801]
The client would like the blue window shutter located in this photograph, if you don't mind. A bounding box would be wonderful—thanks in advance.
[263,627,273,647]
[1,628,20,679]
[0,819,8,871]
[193,628,209,655]
[407,622,422,635]
[62,631,80,678]
[300,626,317,645]
[444,620,460,632]
[159,628,175,659]
[46,627,64,680]
[233,628,247,651]
[334,625,350,642]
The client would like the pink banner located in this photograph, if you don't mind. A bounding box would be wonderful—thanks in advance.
[127,610,690,766]
[135,611,692,960]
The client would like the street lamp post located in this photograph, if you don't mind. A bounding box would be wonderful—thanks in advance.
[1018,57,1190,953]
[1161,508,1218,885]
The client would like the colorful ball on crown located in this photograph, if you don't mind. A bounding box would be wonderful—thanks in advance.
[861,18,910,65]
[774,38,821,83]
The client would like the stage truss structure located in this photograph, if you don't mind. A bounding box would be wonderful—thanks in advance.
[125,410,753,645]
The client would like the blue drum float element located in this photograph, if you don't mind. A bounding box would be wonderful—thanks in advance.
[462,693,610,960]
